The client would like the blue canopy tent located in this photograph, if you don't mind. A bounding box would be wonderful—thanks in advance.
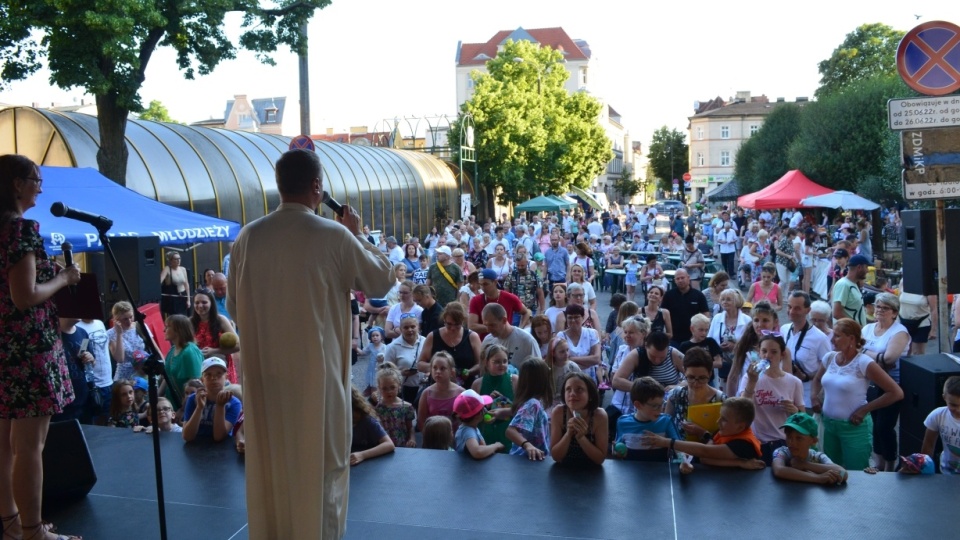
[24,166,240,254]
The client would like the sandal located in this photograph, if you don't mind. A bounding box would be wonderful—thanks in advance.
[2,513,21,540]
[22,522,81,540]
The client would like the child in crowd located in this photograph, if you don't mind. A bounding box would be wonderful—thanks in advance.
[615,377,681,463]
[739,333,804,464]
[412,254,430,285]
[772,412,847,484]
[922,376,960,474]
[133,377,150,425]
[349,386,396,465]
[679,314,723,375]
[453,390,504,459]
[134,397,183,434]
[417,352,465,432]
[641,397,765,472]
[550,373,608,466]
[107,379,139,428]
[182,358,242,443]
[506,357,553,460]
[727,301,783,397]
[421,416,454,450]
[472,344,516,452]
[362,326,387,396]
[374,363,416,448]
[624,254,640,303]
[547,337,581,407]
[176,379,204,424]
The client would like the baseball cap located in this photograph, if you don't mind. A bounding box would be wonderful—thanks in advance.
[134,377,149,392]
[899,453,935,474]
[781,412,818,437]
[201,357,228,374]
[435,245,452,257]
[533,252,544,262]
[480,268,499,281]
[833,248,849,259]
[453,389,493,419]
[848,254,870,267]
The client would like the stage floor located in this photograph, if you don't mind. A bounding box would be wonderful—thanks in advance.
[45,425,951,540]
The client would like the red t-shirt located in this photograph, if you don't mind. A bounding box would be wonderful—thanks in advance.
[469,290,525,340]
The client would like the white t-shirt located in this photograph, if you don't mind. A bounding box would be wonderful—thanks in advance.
[385,303,423,328]
[820,352,873,420]
[483,328,542,368]
[383,336,426,388]
[558,328,600,379]
[738,371,804,443]
[924,407,960,474]
[76,319,113,388]
[544,306,565,333]
[861,321,910,383]
[781,321,832,407]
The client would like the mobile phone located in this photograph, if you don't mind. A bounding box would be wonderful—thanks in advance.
[80,338,89,353]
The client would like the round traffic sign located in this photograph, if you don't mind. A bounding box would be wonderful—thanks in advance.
[289,134,316,151]
[682,173,692,181]
[896,20,960,96]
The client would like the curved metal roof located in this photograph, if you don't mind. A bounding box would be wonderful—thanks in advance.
[0,106,460,283]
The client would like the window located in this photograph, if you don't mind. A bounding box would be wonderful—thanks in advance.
[696,152,704,166]
[696,127,703,140]
[720,151,730,166]
[750,124,759,136]
[721,125,730,139]
[579,66,588,88]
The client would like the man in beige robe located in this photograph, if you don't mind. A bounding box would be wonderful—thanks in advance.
[228,149,393,539]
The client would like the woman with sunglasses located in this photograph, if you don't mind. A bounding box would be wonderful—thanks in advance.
[384,280,422,341]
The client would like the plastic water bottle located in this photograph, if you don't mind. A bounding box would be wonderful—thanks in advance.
[748,351,769,373]
[754,359,770,373]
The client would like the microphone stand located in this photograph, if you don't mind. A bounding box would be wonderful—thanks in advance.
[97,225,170,540]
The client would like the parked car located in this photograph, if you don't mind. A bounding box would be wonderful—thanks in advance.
[654,199,686,215]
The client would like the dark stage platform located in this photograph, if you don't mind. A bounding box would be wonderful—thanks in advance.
[45,425,951,539]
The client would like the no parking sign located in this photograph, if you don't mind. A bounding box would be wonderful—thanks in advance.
[896,20,960,96]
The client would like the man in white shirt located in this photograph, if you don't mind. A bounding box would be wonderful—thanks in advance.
[716,221,738,277]
[781,291,831,407]
[789,209,804,229]
[386,236,404,264]
[587,215,604,238]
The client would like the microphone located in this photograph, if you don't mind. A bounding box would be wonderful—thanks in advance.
[321,191,344,217]
[50,202,113,231]
[61,241,76,294]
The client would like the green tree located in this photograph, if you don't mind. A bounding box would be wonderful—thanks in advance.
[139,99,179,123]
[816,23,905,99]
[449,39,612,210]
[0,0,329,185]
[733,104,804,193]
[612,164,640,202]
[789,76,911,192]
[647,127,688,199]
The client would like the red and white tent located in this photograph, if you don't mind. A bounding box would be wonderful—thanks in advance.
[737,170,834,209]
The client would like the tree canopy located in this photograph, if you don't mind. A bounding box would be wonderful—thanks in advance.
[0,0,329,185]
[815,23,905,99]
[449,39,612,208]
[139,100,180,124]
[646,127,688,199]
[733,104,804,194]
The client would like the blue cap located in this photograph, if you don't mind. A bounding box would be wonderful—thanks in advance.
[134,377,148,392]
[480,268,499,281]
[848,254,870,267]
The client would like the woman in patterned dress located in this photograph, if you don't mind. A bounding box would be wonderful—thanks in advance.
[0,154,82,540]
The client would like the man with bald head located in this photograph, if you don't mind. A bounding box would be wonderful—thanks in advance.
[210,272,231,322]
[661,268,709,348]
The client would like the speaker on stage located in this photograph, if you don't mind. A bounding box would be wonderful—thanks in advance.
[102,236,162,308]
[900,210,960,295]
[899,354,960,461]
[42,420,97,504]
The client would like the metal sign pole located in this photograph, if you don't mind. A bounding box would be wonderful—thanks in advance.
[936,200,950,353]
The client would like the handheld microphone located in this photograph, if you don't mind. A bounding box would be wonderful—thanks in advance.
[50,202,113,232]
[61,241,76,294]
[322,191,344,217]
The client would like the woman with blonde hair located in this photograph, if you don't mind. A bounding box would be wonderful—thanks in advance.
[160,250,190,318]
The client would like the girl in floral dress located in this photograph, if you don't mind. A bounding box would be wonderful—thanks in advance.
[374,364,416,447]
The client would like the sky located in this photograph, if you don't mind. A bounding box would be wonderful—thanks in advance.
[0,0,956,150]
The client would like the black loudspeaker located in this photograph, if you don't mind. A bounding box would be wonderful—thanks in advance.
[899,354,960,460]
[103,236,162,307]
[900,209,960,295]
[42,420,97,504]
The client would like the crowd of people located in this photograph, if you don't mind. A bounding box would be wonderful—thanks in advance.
[2,146,955,540]
[339,200,956,483]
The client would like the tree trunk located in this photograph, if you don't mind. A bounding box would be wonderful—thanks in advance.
[95,93,129,187]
